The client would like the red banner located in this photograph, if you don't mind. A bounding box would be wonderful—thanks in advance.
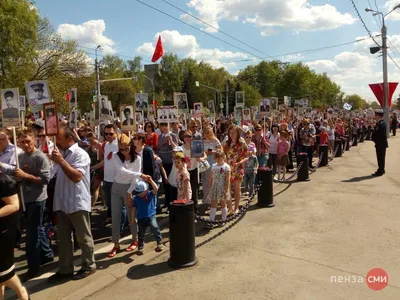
[368,82,398,107]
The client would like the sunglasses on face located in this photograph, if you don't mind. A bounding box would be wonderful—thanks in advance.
[119,147,130,152]
[184,135,192,138]
[255,129,262,131]
[104,132,114,136]
[38,135,46,138]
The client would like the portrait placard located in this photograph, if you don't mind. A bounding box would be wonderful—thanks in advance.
[69,88,78,109]
[135,93,148,111]
[99,96,110,117]
[235,91,245,107]
[25,80,50,113]
[120,104,135,130]
[208,100,215,116]
[270,97,278,111]
[135,111,143,124]
[43,102,59,136]
[234,106,243,122]
[19,95,26,111]
[193,102,203,118]
[157,106,178,123]
[174,92,188,113]
[242,108,251,121]
[69,109,78,129]
[1,88,20,126]
[190,139,204,158]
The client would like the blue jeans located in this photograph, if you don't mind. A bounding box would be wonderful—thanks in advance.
[103,181,126,233]
[243,172,256,196]
[25,201,53,272]
[137,216,162,247]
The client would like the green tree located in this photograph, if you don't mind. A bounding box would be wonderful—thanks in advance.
[370,101,381,109]
[155,53,182,101]
[0,0,39,88]
[344,94,367,110]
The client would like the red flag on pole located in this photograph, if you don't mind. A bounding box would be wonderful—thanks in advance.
[65,92,70,102]
[151,36,164,63]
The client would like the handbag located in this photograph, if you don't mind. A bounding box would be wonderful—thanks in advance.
[198,160,210,173]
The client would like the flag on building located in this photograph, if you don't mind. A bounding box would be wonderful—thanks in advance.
[151,36,164,63]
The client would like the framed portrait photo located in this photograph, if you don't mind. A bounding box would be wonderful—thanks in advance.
[43,102,59,136]
[174,92,188,113]
[190,139,204,158]
[242,108,251,121]
[193,102,203,117]
[135,111,143,124]
[1,88,20,123]
[19,95,26,111]
[120,104,135,130]
[69,88,77,108]
[208,100,215,115]
[99,96,110,117]
[25,80,51,113]
[135,93,148,111]
[69,109,78,129]
[235,91,245,107]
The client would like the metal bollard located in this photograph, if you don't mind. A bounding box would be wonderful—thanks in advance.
[296,153,310,181]
[359,130,364,143]
[334,139,343,157]
[352,133,358,146]
[168,200,198,268]
[257,167,274,207]
[318,144,329,167]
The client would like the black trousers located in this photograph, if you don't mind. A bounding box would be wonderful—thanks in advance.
[376,147,386,174]
[392,126,397,136]
[163,163,177,207]
[188,168,199,209]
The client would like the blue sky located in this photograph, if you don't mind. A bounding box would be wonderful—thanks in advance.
[34,0,400,102]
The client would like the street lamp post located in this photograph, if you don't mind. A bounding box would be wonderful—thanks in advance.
[95,45,102,122]
[366,4,400,137]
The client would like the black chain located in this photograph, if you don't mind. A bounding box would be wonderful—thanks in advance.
[194,184,261,226]
[329,144,340,162]
[273,161,303,183]
[310,152,324,173]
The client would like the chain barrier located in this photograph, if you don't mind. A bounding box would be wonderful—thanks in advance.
[310,152,324,173]
[273,161,304,183]
[194,183,261,227]
[329,144,340,162]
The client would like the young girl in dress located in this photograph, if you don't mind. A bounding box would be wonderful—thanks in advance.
[207,150,231,229]
[174,152,192,201]
[276,131,290,181]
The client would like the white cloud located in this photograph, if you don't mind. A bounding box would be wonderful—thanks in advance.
[183,0,356,35]
[384,0,400,21]
[57,20,116,53]
[135,30,247,69]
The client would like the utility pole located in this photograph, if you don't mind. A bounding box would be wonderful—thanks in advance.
[381,21,390,137]
[366,4,400,137]
[95,45,102,122]
[225,80,229,116]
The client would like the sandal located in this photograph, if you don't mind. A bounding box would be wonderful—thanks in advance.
[107,246,120,258]
[126,241,138,252]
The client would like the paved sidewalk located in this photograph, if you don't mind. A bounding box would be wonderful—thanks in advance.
[9,135,400,300]
[84,137,400,300]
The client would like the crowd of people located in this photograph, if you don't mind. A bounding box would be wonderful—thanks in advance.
[0,109,397,299]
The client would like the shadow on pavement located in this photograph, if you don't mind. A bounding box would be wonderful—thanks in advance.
[341,175,375,183]
[126,261,175,280]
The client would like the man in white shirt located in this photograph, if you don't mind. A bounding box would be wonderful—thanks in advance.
[92,125,126,229]
[48,127,96,282]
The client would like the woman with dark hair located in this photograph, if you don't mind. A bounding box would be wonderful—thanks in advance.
[0,175,29,299]
[108,134,149,258]
[133,133,155,180]
[144,122,158,152]
[223,125,248,214]
[267,124,280,175]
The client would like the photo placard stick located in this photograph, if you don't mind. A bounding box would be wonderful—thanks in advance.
[12,126,25,212]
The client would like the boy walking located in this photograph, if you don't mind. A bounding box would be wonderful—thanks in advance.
[128,178,164,255]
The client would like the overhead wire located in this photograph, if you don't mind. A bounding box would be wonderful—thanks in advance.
[134,0,264,60]
[160,0,275,59]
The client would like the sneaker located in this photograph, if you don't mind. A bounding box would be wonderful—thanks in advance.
[73,268,97,280]
[155,242,164,252]
[205,223,213,230]
[137,246,144,255]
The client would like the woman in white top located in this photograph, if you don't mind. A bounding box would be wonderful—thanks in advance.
[182,130,206,212]
[267,124,280,175]
[108,134,148,258]
[326,120,336,154]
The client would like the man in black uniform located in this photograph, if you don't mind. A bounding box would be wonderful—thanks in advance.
[371,110,388,176]
[391,113,398,136]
